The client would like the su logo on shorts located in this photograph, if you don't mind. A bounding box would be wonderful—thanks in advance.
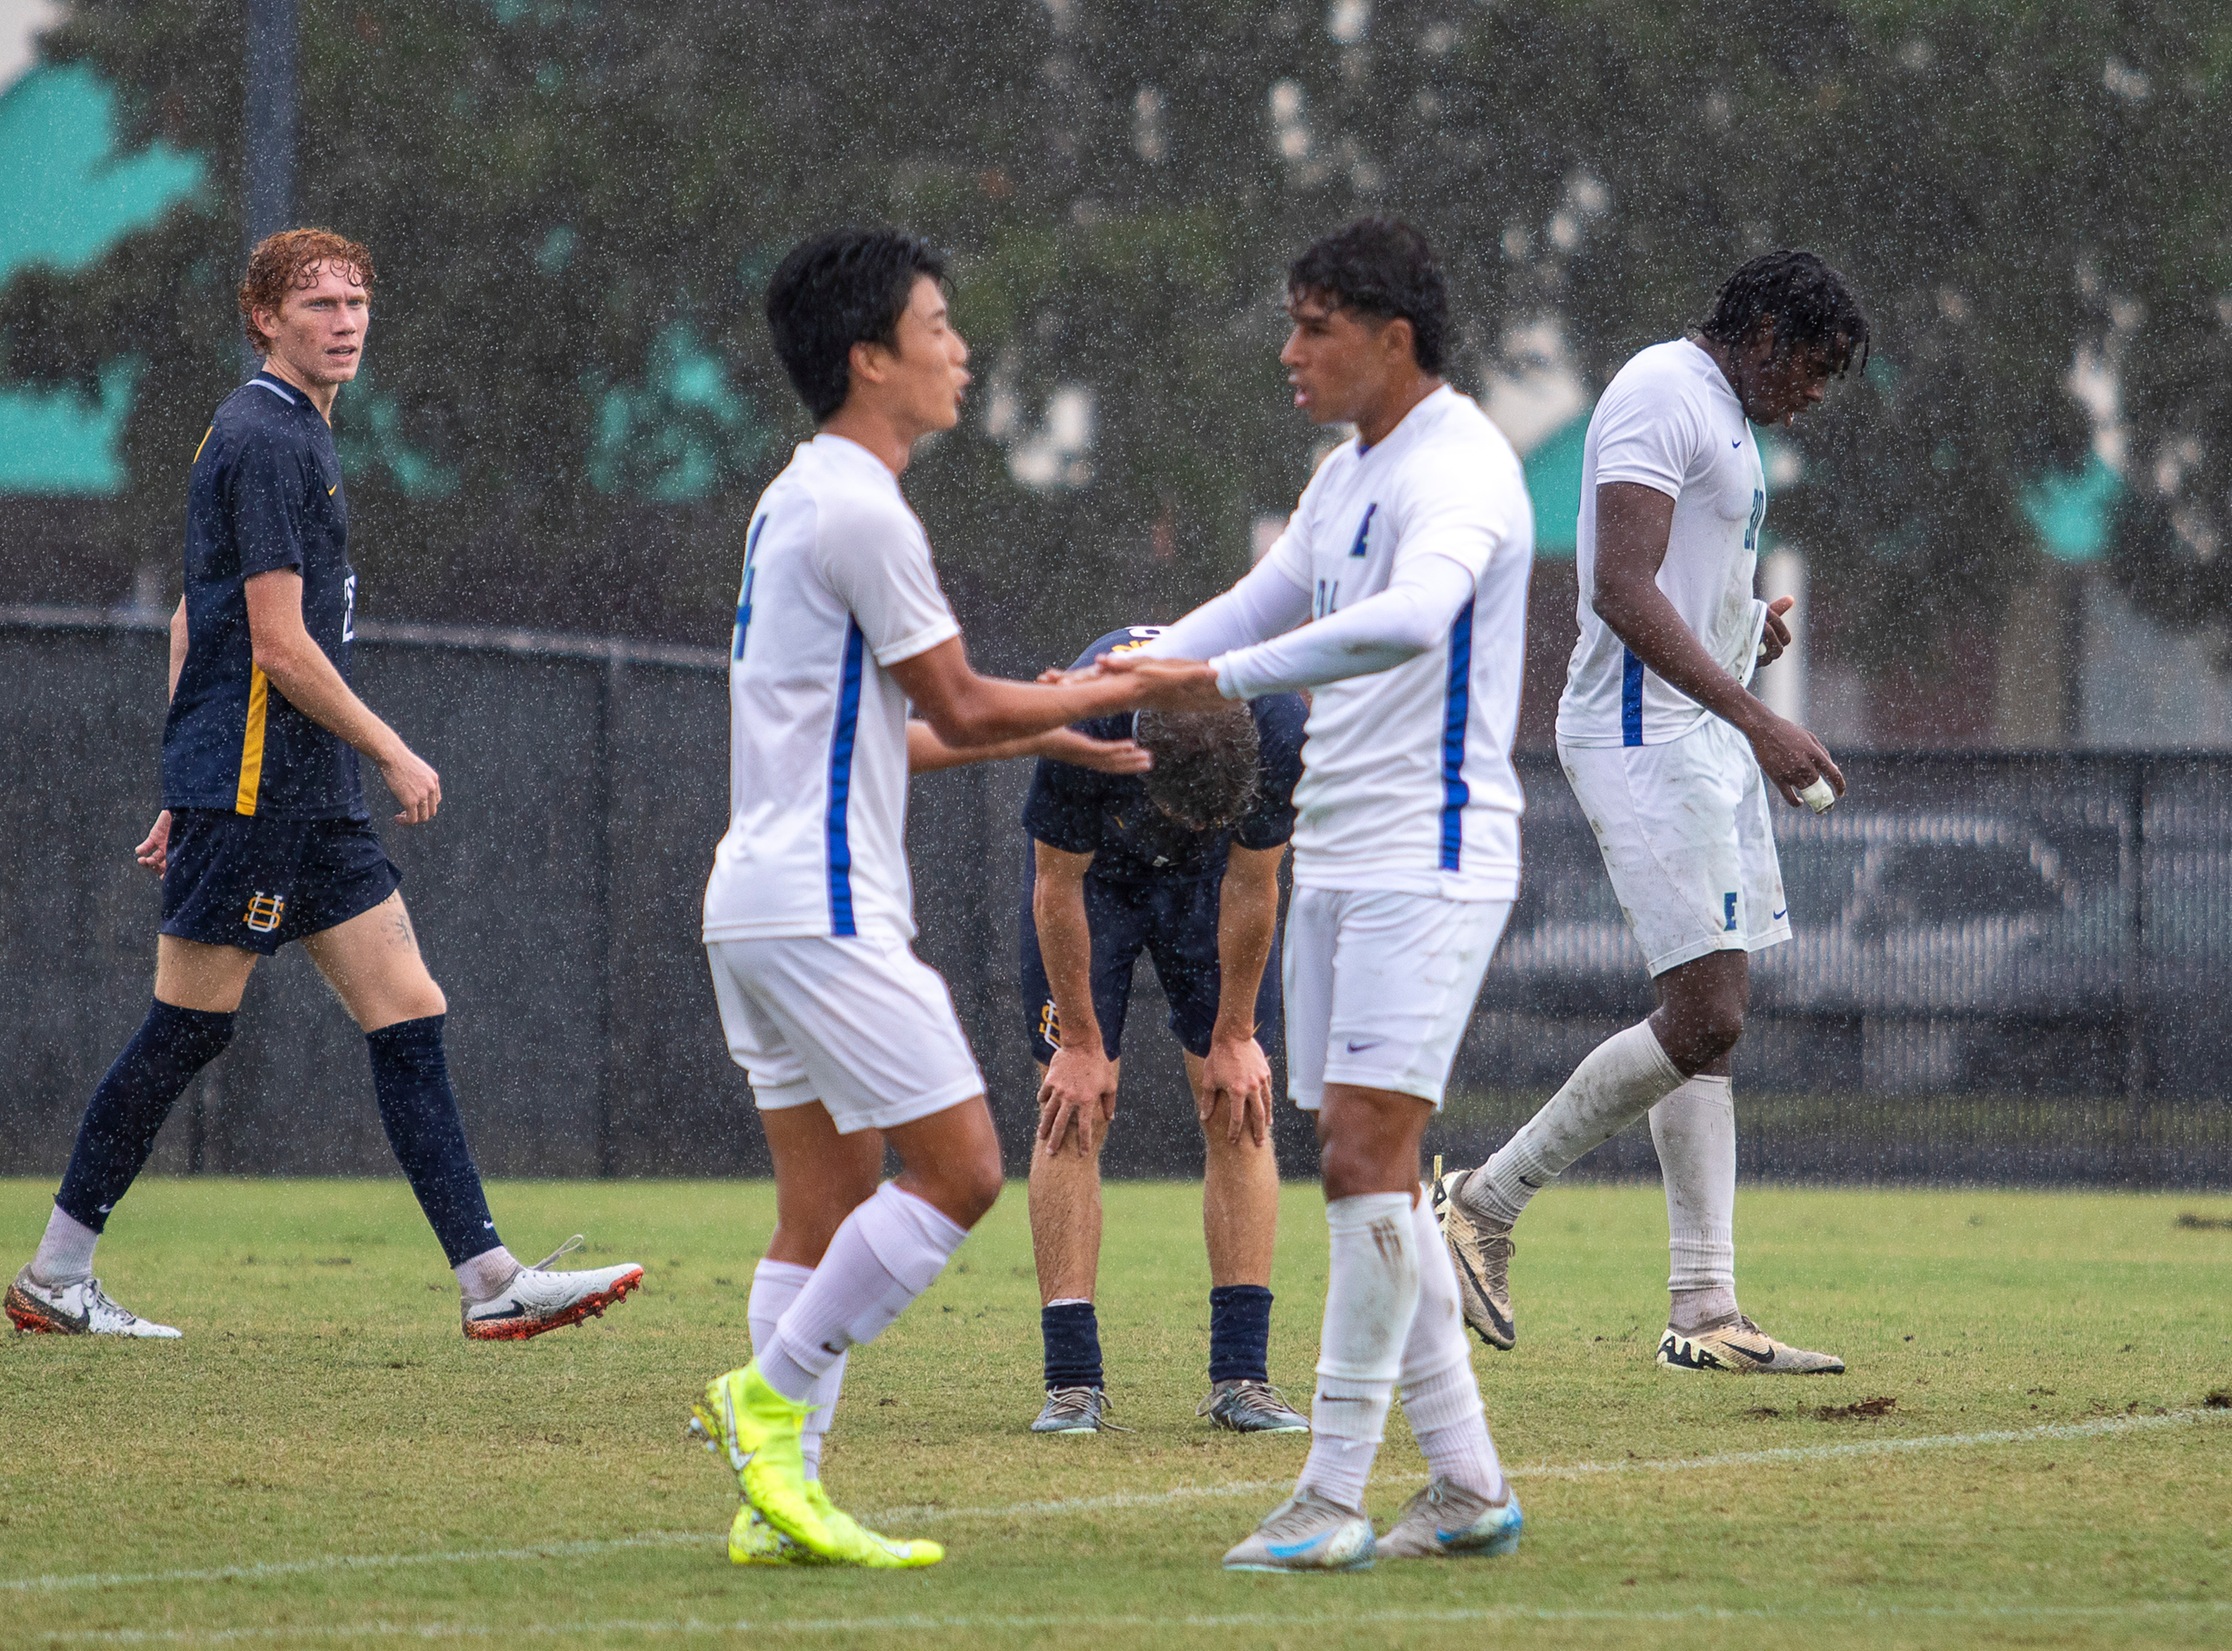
[243,891,286,934]
[1038,999,1061,1047]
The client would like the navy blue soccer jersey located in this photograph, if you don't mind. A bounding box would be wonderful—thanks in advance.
[1022,626,1306,882]
[163,371,364,820]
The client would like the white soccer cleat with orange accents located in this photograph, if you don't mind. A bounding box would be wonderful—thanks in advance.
[461,1238,642,1341]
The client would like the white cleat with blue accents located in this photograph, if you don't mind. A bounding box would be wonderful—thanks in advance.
[1375,1478,1523,1559]
[1221,1488,1375,1572]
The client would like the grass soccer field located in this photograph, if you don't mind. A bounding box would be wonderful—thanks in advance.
[2,1177,2228,1649]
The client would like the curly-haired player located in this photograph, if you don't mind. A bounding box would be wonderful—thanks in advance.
[1020,627,1308,1437]
[5,230,643,1342]
[1434,250,1867,1377]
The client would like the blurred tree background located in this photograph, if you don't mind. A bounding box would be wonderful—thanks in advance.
[4,0,2231,727]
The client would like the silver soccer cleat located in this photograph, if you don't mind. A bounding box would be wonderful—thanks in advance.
[1031,1384,1109,1434]
[1222,1488,1376,1572]
[1376,1477,1523,1559]
[1199,1378,1310,1434]
[1433,1166,1516,1350]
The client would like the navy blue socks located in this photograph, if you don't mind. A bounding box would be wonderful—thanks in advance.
[364,1015,501,1267]
[1041,1288,1273,1389]
[1208,1284,1274,1384]
[1041,1299,1104,1389]
[56,999,237,1231]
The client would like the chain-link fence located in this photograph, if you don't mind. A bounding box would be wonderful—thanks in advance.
[3,611,2226,1187]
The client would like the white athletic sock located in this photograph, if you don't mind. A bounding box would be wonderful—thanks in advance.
[30,1203,99,1287]
[1397,1189,1507,1501]
[1297,1191,1418,1511]
[1651,1073,1739,1332]
[762,1183,968,1403]
[750,1258,844,1480]
[1463,1020,1685,1227]
[453,1245,521,1304]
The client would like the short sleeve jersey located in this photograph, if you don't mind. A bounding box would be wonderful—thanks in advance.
[163,371,363,819]
[702,434,963,943]
[1557,339,1770,747]
[1251,386,1535,900]
[1022,626,1306,884]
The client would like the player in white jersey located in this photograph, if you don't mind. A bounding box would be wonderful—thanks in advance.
[1101,220,1533,1571]
[688,228,1149,1570]
[1438,251,1869,1377]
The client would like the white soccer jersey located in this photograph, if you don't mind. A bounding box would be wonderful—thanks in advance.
[1261,386,1535,900]
[701,434,961,944]
[1557,339,1770,747]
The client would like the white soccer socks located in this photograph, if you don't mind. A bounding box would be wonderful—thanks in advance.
[1297,1191,1420,1511]
[1651,1073,1740,1332]
[761,1182,968,1404]
[1398,1191,1508,1502]
[1462,1020,1687,1228]
[453,1245,522,1304]
[29,1203,99,1287]
[749,1258,845,1478]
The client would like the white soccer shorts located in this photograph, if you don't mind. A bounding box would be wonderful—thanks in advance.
[1558,714,1792,978]
[706,936,985,1134]
[1284,887,1514,1111]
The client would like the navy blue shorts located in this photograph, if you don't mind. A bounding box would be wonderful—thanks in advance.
[160,808,401,956]
[1020,863,1281,1063]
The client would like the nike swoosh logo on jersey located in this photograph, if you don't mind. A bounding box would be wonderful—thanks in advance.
[1772,907,1788,921]
[1732,438,1742,447]
[1345,1039,1381,1053]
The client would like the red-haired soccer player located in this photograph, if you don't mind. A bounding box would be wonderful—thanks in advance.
[5,231,642,1341]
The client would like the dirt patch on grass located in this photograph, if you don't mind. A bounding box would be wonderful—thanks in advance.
[2175,1212,2232,1230]
[1814,1395,1898,1421]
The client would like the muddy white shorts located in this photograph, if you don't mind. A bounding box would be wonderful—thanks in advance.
[1558,715,1791,978]
[706,936,984,1133]
[1283,887,1514,1111]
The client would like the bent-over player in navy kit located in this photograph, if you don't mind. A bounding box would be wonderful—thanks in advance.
[1023,625,1310,1434]
[5,229,641,1340]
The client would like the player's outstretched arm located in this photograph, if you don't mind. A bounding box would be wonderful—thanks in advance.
[904,719,1150,775]
[889,635,1139,749]
[243,569,442,825]
[1098,553,1475,713]
[1203,843,1283,1146]
[1032,841,1118,1157]
[1593,481,1844,807]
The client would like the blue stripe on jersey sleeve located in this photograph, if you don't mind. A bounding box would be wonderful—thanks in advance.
[732,513,768,661]
[825,620,867,936]
[1439,603,1474,872]
[1621,648,1644,746]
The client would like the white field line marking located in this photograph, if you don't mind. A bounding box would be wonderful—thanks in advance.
[873,1403,2231,1522]
[7,1405,2223,1600]
[26,1599,2232,1646]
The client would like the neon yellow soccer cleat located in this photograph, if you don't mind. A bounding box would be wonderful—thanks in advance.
[690,1362,835,1555]
[728,1504,807,1566]
[805,1482,944,1569]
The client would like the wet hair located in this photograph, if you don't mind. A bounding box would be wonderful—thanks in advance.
[1698,250,1870,375]
[1138,706,1260,833]
[1287,217,1448,375]
[765,228,947,422]
[238,228,374,353]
